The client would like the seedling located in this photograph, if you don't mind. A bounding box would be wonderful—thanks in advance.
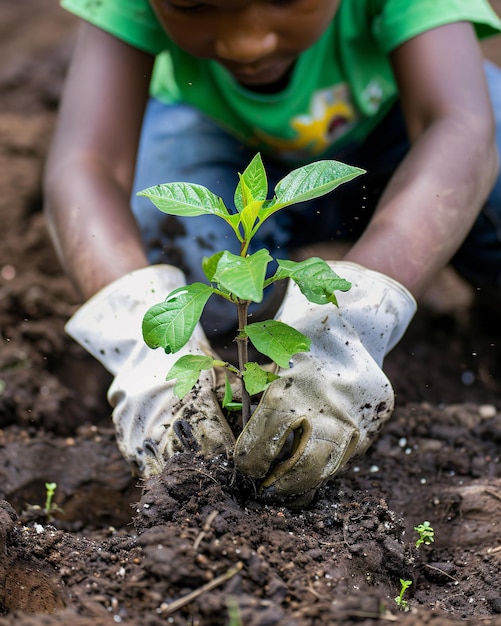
[394,578,412,611]
[414,521,434,548]
[393,522,435,611]
[139,153,364,425]
[43,481,64,522]
[25,481,64,523]
[226,596,243,626]
[44,482,57,518]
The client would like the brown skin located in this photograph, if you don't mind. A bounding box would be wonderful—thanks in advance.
[149,0,340,87]
[346,21,498,297]
[44,24,154,299]
[44,0,498,302]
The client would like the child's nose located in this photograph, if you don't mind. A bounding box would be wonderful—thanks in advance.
[215,30,278,64]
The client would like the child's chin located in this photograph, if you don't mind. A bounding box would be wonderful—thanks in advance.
[235,63,295,93]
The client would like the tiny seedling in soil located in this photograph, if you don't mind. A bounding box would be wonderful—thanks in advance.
[226,596,243,626]
[394,522,436,611]
[139,153,364,425]
[414,521,435,548]
[44,482,57,518]
[25,481,64,523]
[395,579,412,611]
[43,481,64,522]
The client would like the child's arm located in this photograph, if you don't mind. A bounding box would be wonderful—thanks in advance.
[44,22,155,300]
[45,23,236,472]
[235,21,499,505]
[345,21,498,298]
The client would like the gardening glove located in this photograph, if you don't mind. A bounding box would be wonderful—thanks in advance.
[65,265,235,477]
[234,261,416,506]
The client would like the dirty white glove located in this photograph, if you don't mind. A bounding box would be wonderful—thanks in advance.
[65,265,235,477]
[234,261,416,506]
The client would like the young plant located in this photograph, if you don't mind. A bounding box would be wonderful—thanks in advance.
[226,596,243,626]
[393,522,435,611]
[414,521,435,548]
[139,154,365,425]
[394,578,412,611]
[42,481,64,522]
[44,482,57,518]
[25,481,63,523]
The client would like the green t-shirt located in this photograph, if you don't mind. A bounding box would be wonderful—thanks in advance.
[61,0,501,164]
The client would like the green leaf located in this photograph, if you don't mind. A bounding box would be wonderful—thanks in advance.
[226,212,245,240]
[166,354,215,398]
[137,182,230,218]
[202,251,225,283]
[213,249,272,302]
[225,402,244,411]
[142,283,214,353]
[244,320,311,368]
[221,375,243,411]
[240,199,263,240]
[261,160,365,220]
[271,257,351,305]
[222,375,233,408]
[234,174,253,213]
[242,362,280,396]
[234,153,268,211]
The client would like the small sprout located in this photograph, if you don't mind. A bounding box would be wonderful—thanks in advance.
[23,481,64,523]
[414,521,434,548]
[44,482,64,522]
[394,578,412,611]
[45,482,57,516]
[226,596,243,626]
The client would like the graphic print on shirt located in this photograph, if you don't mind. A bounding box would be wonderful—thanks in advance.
[255,84,359,159]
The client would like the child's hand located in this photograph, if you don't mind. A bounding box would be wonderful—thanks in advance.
[234,263,416,507]
[66,266,235,476]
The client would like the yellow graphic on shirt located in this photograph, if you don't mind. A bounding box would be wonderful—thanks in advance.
[255,84,358,158]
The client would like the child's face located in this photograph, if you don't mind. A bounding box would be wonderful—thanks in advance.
[149,0,340,89]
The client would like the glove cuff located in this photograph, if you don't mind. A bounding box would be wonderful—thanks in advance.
[65,265,186,374]
[279,260,416,365]
[329,261,417,353]
[330,261,416,313]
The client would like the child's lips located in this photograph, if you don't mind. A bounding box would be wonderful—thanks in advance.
[225,59,292,86]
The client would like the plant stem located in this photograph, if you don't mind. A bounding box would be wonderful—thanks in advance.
[236,300,251,425]
[44,482,57,521]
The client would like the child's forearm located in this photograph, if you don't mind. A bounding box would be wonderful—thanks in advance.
[44,158,149,301]
[43,22,155,302]
[345,113,498,299]
[350,20,500,299]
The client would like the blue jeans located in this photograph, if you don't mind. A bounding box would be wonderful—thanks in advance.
[131,61,501,336]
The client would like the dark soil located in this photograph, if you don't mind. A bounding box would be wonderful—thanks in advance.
[2,3,501,625]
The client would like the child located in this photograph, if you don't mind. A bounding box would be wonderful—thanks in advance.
[44,0,501,505]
